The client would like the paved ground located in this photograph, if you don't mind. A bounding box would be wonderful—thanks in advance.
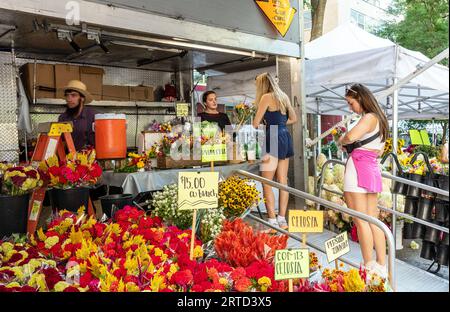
[396,238,448,280]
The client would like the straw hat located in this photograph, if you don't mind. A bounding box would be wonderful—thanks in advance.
[62,80,93,104]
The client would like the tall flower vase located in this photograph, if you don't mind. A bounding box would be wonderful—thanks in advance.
[50,187,90,213]
[395,220,404,250]
[0,193,30,237]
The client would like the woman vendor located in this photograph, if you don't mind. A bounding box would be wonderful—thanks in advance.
[198,90,231,131]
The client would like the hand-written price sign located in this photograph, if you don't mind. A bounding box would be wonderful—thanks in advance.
[176,103,189,117]
[274,249,309,281]
[325,232,350,263]
[288,210,324,233]
[201,144,227,162]
[178,172,219,210]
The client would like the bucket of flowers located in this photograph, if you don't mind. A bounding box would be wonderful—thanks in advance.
[38,149,102,213]
[0,164,43,236]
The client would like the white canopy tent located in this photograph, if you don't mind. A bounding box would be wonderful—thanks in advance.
[208,23,449,120]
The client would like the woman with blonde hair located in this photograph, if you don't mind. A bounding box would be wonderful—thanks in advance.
[338,83,389,278]
[252,73,297,230]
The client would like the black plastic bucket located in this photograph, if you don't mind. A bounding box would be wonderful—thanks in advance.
[404,197,419,215]
[421,173,439,199]
[420,241,436,260]
[434,200,449,223]
[406,174,424,198]
[436,174,449,201]
[412,223,427,239]
[0,194,30,237]
[50,188,90,213]
[99,194,134,218]
[393,172,409,195]
[436,244,449,266]
[417,198,434,220]
[403,222,415,239]
[442,233,449,246]
[424,221,443,244]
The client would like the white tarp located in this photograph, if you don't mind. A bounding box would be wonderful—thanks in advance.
[209,23,449,120]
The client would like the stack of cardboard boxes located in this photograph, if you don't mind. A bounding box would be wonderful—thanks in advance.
[21,63,155,102]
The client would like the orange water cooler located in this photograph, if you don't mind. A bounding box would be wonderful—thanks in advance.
[94,113,127,159]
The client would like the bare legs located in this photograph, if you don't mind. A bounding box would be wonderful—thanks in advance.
[261,155,277,219]
[344,192,386,266]
[260,156,290,220]
[276,158,290,218]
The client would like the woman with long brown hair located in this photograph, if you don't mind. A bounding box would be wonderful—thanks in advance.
[338,83,389,278]
[252,73,297,230]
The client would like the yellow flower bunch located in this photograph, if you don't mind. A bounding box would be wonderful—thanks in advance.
[383,138,405,156]
[218,176,261,218]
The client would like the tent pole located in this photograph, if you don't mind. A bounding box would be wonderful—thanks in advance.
[392,45,400,252]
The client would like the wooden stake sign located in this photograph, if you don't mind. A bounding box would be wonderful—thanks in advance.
[178,172,219,260]
[274,249,309,292]
[325,231,350,265]
[201,144,227,163]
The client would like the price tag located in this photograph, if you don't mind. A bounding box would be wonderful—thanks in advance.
[325,232,351,263]
[29,200,42,222]
[176,103,189,117]
[288,210,324,233]
[178,172,219,210]
[201,144,227,162]
[274,249,309,281]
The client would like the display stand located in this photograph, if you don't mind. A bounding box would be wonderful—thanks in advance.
[27,122,95,234]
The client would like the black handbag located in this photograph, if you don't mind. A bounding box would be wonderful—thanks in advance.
[343,131,380,154]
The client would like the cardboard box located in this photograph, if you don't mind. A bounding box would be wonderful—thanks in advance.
[102,85,130,101]
[129,86,155,102]
[55,64,80,99]
[21,63,56,100]
[80,66,104,101]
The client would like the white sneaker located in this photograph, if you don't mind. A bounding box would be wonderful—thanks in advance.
[372,262,388,279]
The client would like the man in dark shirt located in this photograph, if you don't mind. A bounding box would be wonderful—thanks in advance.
[58,80,97,151]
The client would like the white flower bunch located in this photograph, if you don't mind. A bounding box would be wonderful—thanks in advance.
[152,184,193,229]
[200,207,226,242]
[333,165,345,185]
[317,153,327,170]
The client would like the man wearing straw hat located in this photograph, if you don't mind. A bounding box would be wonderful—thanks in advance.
[58,80,98,151]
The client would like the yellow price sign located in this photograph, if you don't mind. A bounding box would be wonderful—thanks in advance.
[274,249,309,280]
[201,144,227,162]
[178,172,219,210]
[288,210,324,233]
[176,103,189,117]
[255,0,296,37]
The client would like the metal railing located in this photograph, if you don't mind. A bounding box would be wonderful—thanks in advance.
[232,169,397,291]
[317,159,449,234]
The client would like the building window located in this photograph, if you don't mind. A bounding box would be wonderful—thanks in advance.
[351,9,366,29]
[304,10,312,30]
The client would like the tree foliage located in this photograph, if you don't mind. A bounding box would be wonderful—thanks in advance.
[377,0,449,65]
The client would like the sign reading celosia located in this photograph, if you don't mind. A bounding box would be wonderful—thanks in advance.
[325,232,350,263]
[178,172,219,210]
[288,210,324,233]
[274,249,309,281]
[201,144,227,162]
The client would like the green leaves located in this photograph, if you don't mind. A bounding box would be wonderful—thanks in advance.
[377,0,449,65]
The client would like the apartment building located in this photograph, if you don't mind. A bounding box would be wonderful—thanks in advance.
[304,0,393,42]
